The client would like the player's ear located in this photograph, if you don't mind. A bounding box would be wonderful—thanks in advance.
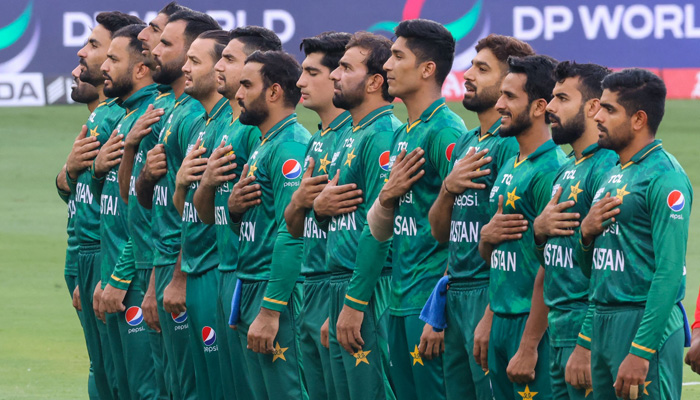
[531,98,548,119]
[268,83,282,103]
[586,98,601,118]
[421,61,437,81]
[366,74,383,95]
[631,110,648,133]
[134,62,150,80]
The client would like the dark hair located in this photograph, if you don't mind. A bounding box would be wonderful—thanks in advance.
[475,34,534,66]
[113,24,148,63]
[96,12,144,36]
[346,31,394,102]
[197,30,230,62]
[245,50,302,107]
[168,10,221,47]
[507,55,559,104]
[229,26,282,55]
[394,19,455,85]
[601,68,666,134]
[554,61,612,101]
[159,1,187,17]
[300,31,351,71]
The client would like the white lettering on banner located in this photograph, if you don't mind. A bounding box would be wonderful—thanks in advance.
[63,10,296,46]
[0,73,45,106]
[692,72,700,99]
[514,4,700,40]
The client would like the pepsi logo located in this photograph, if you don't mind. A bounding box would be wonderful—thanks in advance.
[125,306,144,326]
[379,151,391,171]
[446,143,455,162]
[171,311,188,323]
[202,326,217,346]
[282,159,302,179]
[667,190,685,212]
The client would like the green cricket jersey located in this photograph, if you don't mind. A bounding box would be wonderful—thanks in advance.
[57,182,79,277]
[127,85,175,270]
[488,139,566,315]
[179,97,230,275]
[213,115,260,272]
[93,84,159,290]
[320,106,400,311]
[233,113,310,312]
[151,94,204,267]
[576,140,692,360]
[537,143,617,346]
[300,111,352,276]
[69,98,125,245]
[447,119,518,282]
[389,98,465,316]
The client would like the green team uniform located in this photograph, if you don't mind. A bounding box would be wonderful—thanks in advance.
[178,97,231,400]
[534,143,617,400]
[488,139,566,400]
[92,83,160,400]
[575,140,691,399]
[232,113,310,400]
[387,98,464,400]
[56,181,98,400]
[212,114,259,400]
[151,93,203,400]
[443,119,518,400]
[319,105,399,400]
[68,97,125,400]
[297,112,350,400]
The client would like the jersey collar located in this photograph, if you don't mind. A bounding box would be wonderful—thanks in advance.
[118,83,159,112]
[261,113,297,144]
[620,139,663,169]
[406,97,447,133]
[514,139,558,167]
[471,118,503,142]
[155,84,173,100]
[568,142,602,164]
[319,110,352,135]
[202,97,231,126]
[352,105,394,132]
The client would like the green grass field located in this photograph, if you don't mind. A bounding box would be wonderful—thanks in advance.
[0,101,699,398]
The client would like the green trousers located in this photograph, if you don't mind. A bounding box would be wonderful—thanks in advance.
[155,264,196,400]
[550,345,589,400]
[591,305,684,400]
[237,280,307,400]
[217,270,254,399]
[444,281,492,400]
[489,312,552,400]
[78,243,118,400]
[389,314,446,400]
[185,268,224,400]
[105,270,159,399]
[328,272,395,400]
[65,274,99,400]
[300,275,336,400]
[134,268,168,400]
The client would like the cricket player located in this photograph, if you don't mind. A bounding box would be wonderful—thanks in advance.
[68,11,143,400]
[57,66,100,400]
[478,55,564,400]
[312,31,399,400]
[283,31,352,400]
[427,34,533,399]
[577,68,692,399]
[193,26,282,400]
[531,61,615,399]
[91,23,160,399]
[686,293,700,375]
[227,50,310,400]
[367,19,465,400]
[135,10,220,398]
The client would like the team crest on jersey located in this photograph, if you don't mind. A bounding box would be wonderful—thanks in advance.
[282,159,302,179]
[202,326,217,345]
[445,143,455,161]
[125,306,144,326]
[667,190,685,212]
[379,151,391,171]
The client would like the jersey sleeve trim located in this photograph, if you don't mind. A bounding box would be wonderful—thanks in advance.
[345,294,369,306]
[262,297,288,306]
[631,342,656,354]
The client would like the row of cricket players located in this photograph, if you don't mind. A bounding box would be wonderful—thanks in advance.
[56,3,694,400]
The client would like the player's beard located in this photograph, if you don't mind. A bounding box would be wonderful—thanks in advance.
[184,70,217,101]
[103,72,134,98]
[239,90,269,126]
[153,55,185,85]
[332,78,365,110]
[71,81,99,104]
[550,106,586,145]
[499,108,532,137]
[79,58,105,87]
[597,122,633,152]
[462,81,500,113]
[217,76,237,99]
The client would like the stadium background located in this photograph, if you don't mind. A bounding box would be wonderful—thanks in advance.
[0,0,699,397]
